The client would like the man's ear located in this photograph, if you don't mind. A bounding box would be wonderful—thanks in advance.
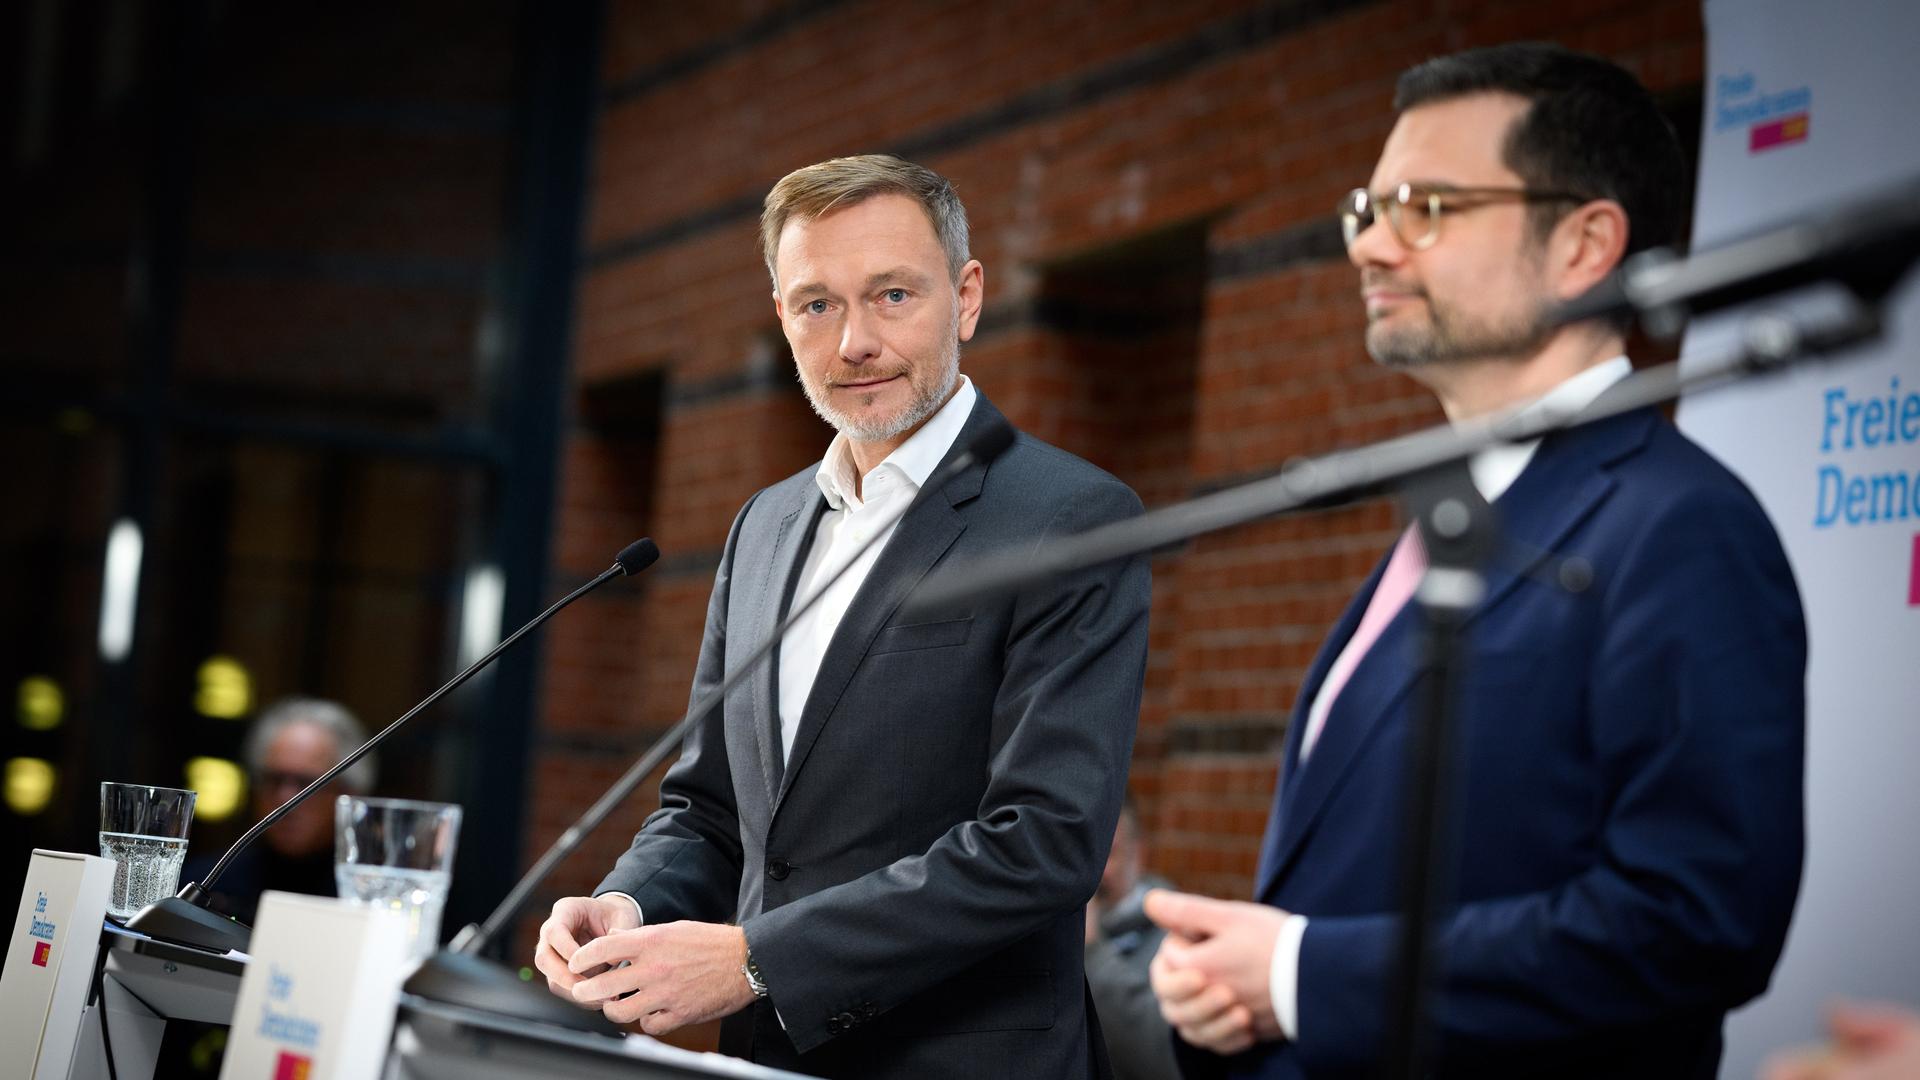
[771,289,784,323]
[1553,199,1630,301]
[955,259,985,343]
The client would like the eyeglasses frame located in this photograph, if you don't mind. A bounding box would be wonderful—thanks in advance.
[1340,182,1590,251]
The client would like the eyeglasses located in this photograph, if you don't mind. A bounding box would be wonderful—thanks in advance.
[1338,183,1587,251]
[260,769,326,792]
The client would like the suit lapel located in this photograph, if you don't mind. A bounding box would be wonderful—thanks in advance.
[1459,408,1653,632]
[752,484,827,809]
[1257,409,1658,899]
[770,397,998,816]
[1254,552,1388,898]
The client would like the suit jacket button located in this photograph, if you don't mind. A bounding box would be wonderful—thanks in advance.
[836,1010,858,1030]
[826,1016,842,1035]
[766,858,791,880]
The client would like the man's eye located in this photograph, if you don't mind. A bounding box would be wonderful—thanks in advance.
[882,289,907,304]
[805,299,830,315]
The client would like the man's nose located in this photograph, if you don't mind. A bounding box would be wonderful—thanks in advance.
[1346,210,1404,271]
[840,306,882,363]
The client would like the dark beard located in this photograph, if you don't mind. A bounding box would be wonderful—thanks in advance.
[1366,294,1551,369]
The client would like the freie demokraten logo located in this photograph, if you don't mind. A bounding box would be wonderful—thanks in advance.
[273,1050,312,1080]
[25,890,58,965]
[1712,70,1812,153]
[1813,379,1920,607]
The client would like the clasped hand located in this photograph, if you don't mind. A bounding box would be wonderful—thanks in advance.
[534,894,757,1033]
[1145,888,1289,1056]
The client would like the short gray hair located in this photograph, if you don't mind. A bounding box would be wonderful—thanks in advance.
[243,697,375,795]
[760,154,971,287]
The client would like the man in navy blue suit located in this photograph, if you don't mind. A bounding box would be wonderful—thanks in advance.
[1145,43,1807,1079]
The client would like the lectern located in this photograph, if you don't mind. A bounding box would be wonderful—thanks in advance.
[68,922,245,1079]
[387,994,813,1080]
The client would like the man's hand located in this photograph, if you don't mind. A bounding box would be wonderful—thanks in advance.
[1144,889,1288,1054]
[1764,1001,1920,1080]
[567,920,758,1033]
[1151,935,1259,1055]
[533,894,640,1007]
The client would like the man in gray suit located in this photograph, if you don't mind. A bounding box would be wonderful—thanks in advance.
[533,154,1152,1079]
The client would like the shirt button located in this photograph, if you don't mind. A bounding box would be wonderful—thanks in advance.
[766,858,791,880]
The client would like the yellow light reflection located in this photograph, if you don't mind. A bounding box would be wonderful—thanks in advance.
[5,758,57,815]
[18,676,64,731]
[194,655,253,719]
[185,757,247,822]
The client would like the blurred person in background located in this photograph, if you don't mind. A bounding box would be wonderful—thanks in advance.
[164,697,376,1075]
[185,696,375,924]
[1087,799,1179,1080]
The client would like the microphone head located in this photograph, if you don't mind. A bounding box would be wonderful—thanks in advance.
[965,418,1017,465]
[615,538,661,576]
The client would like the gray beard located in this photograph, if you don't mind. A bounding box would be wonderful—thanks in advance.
[800,322,962,443]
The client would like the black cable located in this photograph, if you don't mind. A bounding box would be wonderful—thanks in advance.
[88,931,121,1080]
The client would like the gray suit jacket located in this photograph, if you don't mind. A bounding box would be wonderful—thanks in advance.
[598,393,1152,1079]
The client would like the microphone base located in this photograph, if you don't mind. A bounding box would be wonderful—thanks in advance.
[403,947,624,1037]
[123,895,253,954]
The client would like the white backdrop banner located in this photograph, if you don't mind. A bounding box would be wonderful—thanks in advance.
[1680,1,1920,1075]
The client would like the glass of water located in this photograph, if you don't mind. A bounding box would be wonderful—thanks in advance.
[334,796,461,961]
[100,782,197,920]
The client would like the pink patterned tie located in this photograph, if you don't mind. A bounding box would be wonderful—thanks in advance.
[1300,526,1427,763]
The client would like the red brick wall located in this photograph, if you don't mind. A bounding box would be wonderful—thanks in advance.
[531,0,1703,917]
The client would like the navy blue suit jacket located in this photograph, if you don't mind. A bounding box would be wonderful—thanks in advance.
[1196,406,1806,1079]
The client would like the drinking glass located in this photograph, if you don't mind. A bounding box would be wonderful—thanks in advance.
[334,796,461,961]
[99,782,197,920]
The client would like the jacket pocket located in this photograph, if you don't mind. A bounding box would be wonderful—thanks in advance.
[869,616,973,655]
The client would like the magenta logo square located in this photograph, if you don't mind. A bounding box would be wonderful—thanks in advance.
[1911,535,1920,607]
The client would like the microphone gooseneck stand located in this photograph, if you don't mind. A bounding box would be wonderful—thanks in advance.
[124,538,662,956]
[402,419,1017,1034]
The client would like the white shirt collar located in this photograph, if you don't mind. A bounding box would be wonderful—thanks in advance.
[1469,356,1632,502]
[814,375,978,510]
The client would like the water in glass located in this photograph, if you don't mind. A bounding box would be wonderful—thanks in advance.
[100,831,189,919]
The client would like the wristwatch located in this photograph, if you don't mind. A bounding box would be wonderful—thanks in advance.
[741,948,771,1000]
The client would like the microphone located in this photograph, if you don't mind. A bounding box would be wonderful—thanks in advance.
[1553,177,1920,334]
[402,417,1016,1032]
[125,538,661,955]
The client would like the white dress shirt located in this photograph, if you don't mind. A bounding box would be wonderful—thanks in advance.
[1268,356,1632,1042]
[779,376,976,763]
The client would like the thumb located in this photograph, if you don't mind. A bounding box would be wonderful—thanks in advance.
[1144,888,1232,940]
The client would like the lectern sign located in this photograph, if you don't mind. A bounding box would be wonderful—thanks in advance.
[219,891,409,1080]
[27,895,55,965]
[0,850,115,1080]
